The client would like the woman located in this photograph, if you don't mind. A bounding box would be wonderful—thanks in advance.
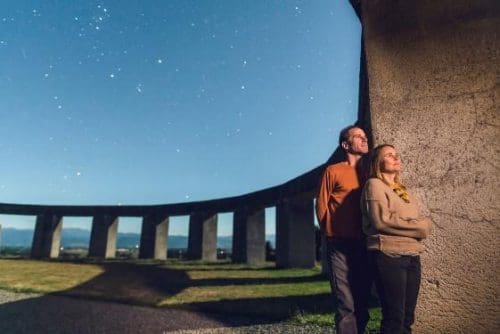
[361,144,432,334]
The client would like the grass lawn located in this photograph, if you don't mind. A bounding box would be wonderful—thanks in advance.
[0,258,381,330]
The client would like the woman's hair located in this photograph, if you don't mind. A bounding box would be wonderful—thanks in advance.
[369,144,401,184]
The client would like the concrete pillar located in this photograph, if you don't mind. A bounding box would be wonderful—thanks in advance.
[187,212,217,261]
[88,215,118,259]
[275,194,315,268]
[355,1,500,332]
[139,214,169,260]
[31,213,63,259]
[232,207,266,265]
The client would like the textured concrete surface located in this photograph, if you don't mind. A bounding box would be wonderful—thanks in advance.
[357,0,500,332]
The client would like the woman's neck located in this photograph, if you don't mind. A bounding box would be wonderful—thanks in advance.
[381,172,396,185]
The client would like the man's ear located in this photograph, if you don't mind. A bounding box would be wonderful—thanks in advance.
[341,141,349,151]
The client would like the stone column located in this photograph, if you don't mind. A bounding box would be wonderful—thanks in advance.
[275,194,315,268]
[88,215,118,259]
[187,212,217,261]
[31,213,63,259]
[232,206,266,265]
[355,1,500,332]
[139,213,169,260]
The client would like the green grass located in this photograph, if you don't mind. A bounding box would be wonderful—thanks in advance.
[0,259,104,293]
[0,258,381,328]
[291,309,382,332]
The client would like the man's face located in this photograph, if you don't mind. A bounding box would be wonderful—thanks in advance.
[343,128,368,155]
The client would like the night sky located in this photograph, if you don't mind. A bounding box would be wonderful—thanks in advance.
[0,1,361,235]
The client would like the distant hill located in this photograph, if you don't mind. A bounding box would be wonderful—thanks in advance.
[0,227,275,249]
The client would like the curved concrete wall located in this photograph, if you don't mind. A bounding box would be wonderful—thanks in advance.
[356,0,499,332]
[0,151,322,266]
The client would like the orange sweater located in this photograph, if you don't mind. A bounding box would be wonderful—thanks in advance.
[316,162,365,239]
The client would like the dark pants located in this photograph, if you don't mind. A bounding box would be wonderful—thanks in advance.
[371,251,421,334]
[326,238,371,334]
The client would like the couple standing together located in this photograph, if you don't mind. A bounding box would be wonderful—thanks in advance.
[316,125,432,334]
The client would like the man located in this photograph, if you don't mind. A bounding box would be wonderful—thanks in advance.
[316,125,371,334]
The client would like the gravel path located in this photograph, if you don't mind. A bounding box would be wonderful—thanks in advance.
[0,290,334,334]
[167,325,333,333]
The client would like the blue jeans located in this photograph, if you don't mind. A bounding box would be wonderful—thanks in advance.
[326,238,371,334]
[371,251,421,334]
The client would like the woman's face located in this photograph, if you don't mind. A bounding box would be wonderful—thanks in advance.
[380,146,402,174]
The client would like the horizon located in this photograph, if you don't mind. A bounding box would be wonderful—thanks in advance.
[0,225,280,238]
[0,225,278,250]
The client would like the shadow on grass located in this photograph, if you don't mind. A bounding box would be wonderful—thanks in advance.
[0,259,379,333]
[192,275,325,286]
[183,293,334,320]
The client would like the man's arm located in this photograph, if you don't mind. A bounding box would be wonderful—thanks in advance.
[316,168,334,230]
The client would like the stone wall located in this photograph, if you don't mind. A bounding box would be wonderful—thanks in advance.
[356,0,500,332]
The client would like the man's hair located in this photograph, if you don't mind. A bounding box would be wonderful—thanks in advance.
[338,125,362,147]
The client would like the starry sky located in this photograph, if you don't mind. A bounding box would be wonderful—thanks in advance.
[0,1,361,235]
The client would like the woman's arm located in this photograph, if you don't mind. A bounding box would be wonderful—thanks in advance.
[363,179,431,238]
[365,199,431,238]
[403,216,433,236]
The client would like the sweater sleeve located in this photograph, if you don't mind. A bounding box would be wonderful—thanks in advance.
[363,179,431,239]
[316,168,334,230]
